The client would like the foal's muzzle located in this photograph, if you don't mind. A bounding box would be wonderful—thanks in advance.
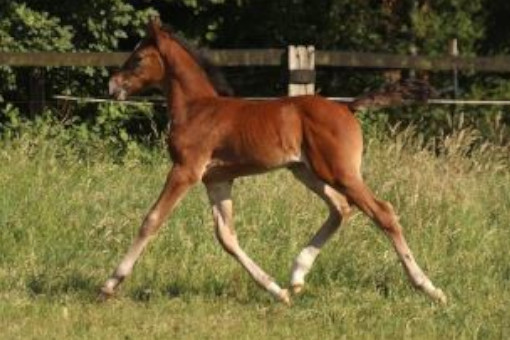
[108,77,128,101]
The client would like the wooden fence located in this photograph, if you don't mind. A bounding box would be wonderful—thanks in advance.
[2,46,510,114]
[3,49,510,72]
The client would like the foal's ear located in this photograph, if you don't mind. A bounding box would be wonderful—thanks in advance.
[147,15,162,39]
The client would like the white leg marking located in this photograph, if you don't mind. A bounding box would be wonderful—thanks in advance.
[290,246,320,288]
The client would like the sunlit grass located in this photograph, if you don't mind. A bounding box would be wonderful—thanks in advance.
[1,126,509,339]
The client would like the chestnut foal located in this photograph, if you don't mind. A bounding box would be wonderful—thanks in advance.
[101,17,446,305]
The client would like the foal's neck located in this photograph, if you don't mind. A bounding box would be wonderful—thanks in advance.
[162,40,218,124]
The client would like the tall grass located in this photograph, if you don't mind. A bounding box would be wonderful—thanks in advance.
[0,119,509,339]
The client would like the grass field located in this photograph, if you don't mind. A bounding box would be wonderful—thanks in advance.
[1,125,509,339]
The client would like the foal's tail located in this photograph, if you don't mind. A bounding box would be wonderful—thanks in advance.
[348,79,435,112]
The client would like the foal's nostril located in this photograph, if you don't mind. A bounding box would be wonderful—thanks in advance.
[108,77,122,97]
[108,76,129,101]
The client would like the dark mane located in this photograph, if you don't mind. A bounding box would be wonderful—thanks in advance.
[161,25,234,96]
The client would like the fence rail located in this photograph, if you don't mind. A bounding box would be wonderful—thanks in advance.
[2,50,510,72]
[4,46,510,115]
[53,95,510,107]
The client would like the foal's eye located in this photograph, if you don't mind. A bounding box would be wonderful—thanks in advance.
[128,56,142,69]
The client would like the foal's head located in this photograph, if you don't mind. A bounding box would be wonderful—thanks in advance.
[109,17,233,101]
[109,17,167,100]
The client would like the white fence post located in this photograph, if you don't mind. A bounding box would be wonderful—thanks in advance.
[288,45,315,96]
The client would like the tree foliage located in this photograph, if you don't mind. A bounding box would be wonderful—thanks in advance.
[0,0,155,108]
[0,0,509,140]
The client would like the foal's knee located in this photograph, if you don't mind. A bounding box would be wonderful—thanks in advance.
[325,186,352,224]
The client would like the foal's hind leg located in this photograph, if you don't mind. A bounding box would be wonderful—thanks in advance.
[206,181,290,305]
[100,165,198,299]
[289,165,351,294]
[336,174,446,303]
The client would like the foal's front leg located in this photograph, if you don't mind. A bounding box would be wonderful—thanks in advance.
[100,165,198,299]
[206,181,291,305]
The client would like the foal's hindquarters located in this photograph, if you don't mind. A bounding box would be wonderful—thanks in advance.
[287,100,446,303]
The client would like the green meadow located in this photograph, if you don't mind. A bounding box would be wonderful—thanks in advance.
[1,120,509,339]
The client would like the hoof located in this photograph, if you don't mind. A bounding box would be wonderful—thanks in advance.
[431,288,447,305]
[291,283,304,295]
[278,289,292,306]
[97,286,115,302]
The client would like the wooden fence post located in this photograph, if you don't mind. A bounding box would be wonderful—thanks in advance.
[409,44,418,79]
[29,68,46,116]
[449,38,459,98]
[288,45,315,96]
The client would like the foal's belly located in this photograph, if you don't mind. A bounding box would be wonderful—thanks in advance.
[202,153,302,183]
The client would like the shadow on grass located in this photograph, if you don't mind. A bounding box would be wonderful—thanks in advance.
[128,278,238,303]
[26,271,98,300]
